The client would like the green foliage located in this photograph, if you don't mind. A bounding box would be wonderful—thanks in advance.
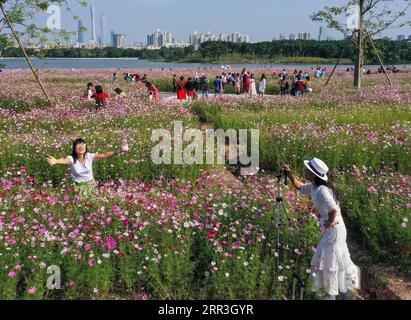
[3,39,411,64]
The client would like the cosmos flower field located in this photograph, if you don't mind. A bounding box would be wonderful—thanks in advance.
[0,68,409,299]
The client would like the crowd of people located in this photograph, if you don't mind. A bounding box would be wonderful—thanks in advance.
[83,72,161,109]
[171,68,315,103]
[82,62,408,109]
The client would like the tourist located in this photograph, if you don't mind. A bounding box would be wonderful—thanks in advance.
[114,88,126,98]
[84,82,95,100]
[194,76,201,96]
[92,85,109,110]
[283,160,360,300]
[249,74,257,96]
[221,73,227,93]
[279,76,289,96]
[243,72,250,96]
[186,77,195,103]
[200,75,209,98]
[304,76,313,94]
[214,75,222,97]
[47,139,130,197]
[295,76,305,96]
[235,73,241,95]
[258,74,267,97]
[176,76,186,103]
[124,73,133,82]
[172,75,177,93]
[146,82,160,102]
[112,72,117,83]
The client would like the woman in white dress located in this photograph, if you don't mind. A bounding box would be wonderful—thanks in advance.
[258,74,267,97]
[249,74,257,96]
[284,158,360,300]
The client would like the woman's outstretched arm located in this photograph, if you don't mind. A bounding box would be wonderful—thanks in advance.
[94,152,118,161]
[94,146,130,161]
[47,156,70,166]
[283,165,303,190]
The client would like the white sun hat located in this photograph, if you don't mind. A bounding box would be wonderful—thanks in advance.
[304,158,329,181]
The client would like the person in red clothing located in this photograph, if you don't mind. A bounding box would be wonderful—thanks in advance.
[146,81,161,102]
[176,76,186,103]
[185,77,195,103]
[295,76,305,96]
[92,85,109,110]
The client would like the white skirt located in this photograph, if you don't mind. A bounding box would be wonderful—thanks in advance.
[311,216,361,296]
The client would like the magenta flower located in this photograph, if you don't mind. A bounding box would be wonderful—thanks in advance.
[106,236,117,250]
[28,287,36,295]
[8,271,16,278]
[368,186,378,195]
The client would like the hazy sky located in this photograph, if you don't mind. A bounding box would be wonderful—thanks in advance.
[39,0,411,44]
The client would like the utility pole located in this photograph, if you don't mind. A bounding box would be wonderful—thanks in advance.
[354,0,364,89]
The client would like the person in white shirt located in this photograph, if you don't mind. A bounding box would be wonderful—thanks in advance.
[284,158,360,300]
[47,138,130,196]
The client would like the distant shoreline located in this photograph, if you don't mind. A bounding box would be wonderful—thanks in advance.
[0,57,142,60]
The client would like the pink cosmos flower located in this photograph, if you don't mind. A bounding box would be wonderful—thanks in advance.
[28,287,36,295]
[8,271,16,278]
[368,187,378,195]
[106,236,117,250]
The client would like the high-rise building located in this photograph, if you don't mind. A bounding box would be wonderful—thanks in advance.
[397,35,406,41]
[303,32,311,40]
[147,29,173,47]
[78,20,84,44]
[110,30,115,47]
[298,32,311,40]
[318,26,323,41]
[289,33,296,40]
[113,34,127,48]
[90,1,97,44]
[100,14,107,46]
[279,33,286,40]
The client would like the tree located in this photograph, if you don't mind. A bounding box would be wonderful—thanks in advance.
[0,0,87,105]
[0,33,11,56]
[311,0,411,88]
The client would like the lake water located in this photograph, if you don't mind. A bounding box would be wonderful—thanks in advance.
[1,58,402,70]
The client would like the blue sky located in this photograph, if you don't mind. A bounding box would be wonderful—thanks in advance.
[40,0,411,44]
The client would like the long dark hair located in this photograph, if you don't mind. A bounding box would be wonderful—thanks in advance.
[95,85,103,94]
[314,177,340,204]
[71,139,88,164]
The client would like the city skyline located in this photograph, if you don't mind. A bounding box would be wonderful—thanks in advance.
[36,0,411,45]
